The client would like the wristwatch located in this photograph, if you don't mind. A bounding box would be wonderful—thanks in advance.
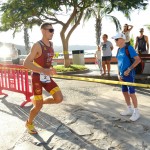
[128,67,132,71]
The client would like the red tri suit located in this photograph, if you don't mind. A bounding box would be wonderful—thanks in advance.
[32,40,60,101]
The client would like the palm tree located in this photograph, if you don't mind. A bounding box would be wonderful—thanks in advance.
[83,2,121,47]
[24,27,30,54]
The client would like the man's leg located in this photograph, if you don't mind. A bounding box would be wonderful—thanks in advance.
[43,90,63,104]
[26,99,43,134]
[42,79,63,104]
[129,92,140,121]
[28,100,43,124]
[122,91,131,106]
[120,85,133,116]
[130,93,138,108]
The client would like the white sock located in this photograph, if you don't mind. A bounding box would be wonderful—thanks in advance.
[134,108,138,113]
[127,105,132,109]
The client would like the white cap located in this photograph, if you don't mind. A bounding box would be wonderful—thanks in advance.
[112,33,126,40]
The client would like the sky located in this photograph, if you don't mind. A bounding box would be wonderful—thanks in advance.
[0,3,150,48]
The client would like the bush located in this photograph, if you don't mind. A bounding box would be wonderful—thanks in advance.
[54,65,87,72]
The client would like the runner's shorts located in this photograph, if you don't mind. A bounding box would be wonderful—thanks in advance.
[32,73,60,101]
[121,75,135,94]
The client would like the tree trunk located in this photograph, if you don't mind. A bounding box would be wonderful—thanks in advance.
[96,17,102,46]
[59,7,84,67]
[60,30,70,67]
[24,28,30,54]
[62,40,70,67]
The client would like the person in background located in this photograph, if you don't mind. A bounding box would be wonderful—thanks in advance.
[11,44,20,64]
[95,45,102,73]
[122,24,133,46]
[135,28,149,54]
[100,34,113,76]
[112,33,141,121]
[18,49,21,55]
[23,22,63,134]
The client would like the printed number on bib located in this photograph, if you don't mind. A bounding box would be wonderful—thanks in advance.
[40,73,51,83]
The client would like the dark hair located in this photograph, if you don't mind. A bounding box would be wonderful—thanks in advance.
[124,24,128,30]
[97,45,100,50]
[103,34,108,38]
[40,22,52,29]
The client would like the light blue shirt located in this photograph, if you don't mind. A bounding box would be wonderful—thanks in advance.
[101,41,113,56]
[116,45,138,77]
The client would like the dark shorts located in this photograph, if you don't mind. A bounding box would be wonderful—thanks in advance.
[121,76,135,94]
[32,73,60,101]
[102,56,112,61]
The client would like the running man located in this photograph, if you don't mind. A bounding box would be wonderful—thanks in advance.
[23,22,63,134]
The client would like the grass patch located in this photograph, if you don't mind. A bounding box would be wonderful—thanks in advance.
[54,65,87,72]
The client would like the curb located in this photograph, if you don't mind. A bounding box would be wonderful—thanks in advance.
[57,71,150,84]
[57,69,90,75]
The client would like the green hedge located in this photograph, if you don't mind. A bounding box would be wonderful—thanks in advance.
[54,65,87,72]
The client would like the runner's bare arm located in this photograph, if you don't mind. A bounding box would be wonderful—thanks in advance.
[23,43,44,73]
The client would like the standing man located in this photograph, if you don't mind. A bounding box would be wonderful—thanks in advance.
[112,33,141,121]
[135,28,149,54]
[100,34,113,76]
[23,22,63,134]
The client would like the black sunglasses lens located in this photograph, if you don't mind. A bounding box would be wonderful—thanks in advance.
[115,38,118,41]
[49,29,54,33]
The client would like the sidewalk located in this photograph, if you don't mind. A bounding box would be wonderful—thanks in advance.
[67,64,150,83]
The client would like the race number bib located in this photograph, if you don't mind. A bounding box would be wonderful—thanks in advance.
[40,73,51,83]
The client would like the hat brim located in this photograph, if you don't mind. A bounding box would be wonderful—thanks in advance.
[112,36,125,40]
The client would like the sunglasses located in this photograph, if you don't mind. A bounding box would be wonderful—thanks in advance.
[45,28,54,33]
[115,38,120,41]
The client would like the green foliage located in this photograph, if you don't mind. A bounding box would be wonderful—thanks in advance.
[0,0,148,67]
[0,0,60,31]
[83,2,122,46]
[1,0,148,32]
[54,65,87,72]
[130,34,134,47]
[109,0,148,20]
[54,52,59,58]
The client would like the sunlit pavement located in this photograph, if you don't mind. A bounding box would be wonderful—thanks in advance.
[70,64,150,84]
[0,74,150,149]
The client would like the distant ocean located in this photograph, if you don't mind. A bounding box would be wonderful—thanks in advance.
[58,49,117,59]
[84,49,117,57]
[54,45,118,57]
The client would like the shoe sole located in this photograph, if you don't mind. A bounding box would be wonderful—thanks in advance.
[25,125,38,134]
[120,113,133,116]
[129,116,140,122]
